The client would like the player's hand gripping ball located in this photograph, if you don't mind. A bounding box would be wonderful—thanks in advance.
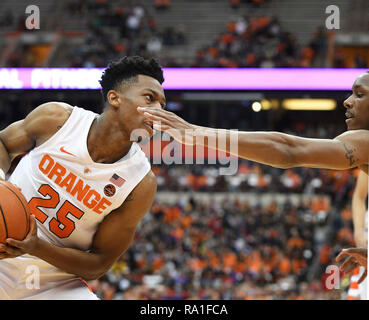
[0,181,31,244]
[0,181,40,259]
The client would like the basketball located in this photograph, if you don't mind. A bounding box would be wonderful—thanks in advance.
[0,181,31,244]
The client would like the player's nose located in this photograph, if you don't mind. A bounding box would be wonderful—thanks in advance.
[343,94,354,109]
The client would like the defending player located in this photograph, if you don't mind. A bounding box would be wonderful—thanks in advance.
[138,71,369,281]
[0,56,165,299]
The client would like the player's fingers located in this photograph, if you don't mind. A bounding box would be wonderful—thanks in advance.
[335,250,349,262]
[29,214,37,235]
[138,107,169,116]
[358,269,367,284]
[343,248,367,255]
[346,251,368,266]
[153,123,170,132]
[338,256,355,271]
[138,108,175,124]
[0,253,18,259]
[5,238,24,250]
[0,242,23,256]
[344,262,359,274]
[137,106,150,114]
[137,107,161,117]
[143,112,170,126]
[153,123,163,132]
[335,248,361,261]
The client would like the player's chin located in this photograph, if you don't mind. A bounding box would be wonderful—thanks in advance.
[345,118,356,130]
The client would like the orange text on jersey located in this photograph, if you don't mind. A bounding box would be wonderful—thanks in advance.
[38,154,112,214]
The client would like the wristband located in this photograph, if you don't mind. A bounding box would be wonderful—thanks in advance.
[0,169,5,180]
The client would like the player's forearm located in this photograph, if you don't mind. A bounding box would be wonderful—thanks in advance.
[194,127,296,168]
[31,238,112,280]
[352,197,367,236]
[0,137,11,174]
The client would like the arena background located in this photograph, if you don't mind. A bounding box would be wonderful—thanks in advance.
[0,0,368,300]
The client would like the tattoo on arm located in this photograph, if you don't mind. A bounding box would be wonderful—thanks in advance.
[343,143,357,167]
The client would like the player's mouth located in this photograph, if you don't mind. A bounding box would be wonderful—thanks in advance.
[345,112,354,120]
[345,112,354,124]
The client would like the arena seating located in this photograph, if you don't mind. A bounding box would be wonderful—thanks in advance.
[0,0,367,67]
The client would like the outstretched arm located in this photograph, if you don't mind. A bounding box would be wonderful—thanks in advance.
[138,107,369,170]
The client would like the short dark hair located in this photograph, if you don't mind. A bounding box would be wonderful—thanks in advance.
[99,56,164,102]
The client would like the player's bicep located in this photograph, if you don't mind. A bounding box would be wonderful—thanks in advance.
[294,132,369,170]
[294,138,356,169]
[0,102,71,159]
[0,120,35,160]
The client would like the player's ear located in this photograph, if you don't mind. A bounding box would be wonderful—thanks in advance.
[107,90,121,109]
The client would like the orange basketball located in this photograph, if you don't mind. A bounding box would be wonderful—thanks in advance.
[0,181,30,244]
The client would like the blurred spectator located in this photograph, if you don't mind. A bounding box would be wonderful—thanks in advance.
[0,8,15,28]
[60,0,186,68]
[154,0,171,10]
[354,54,367,68]
[229,0,241,10]
[332,48,347,68]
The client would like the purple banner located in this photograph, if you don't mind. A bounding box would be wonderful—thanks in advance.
[0,68,366,90]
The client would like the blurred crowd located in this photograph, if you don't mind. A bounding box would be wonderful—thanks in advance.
[65,0,185,68]
[193,16,329,68]
[0,0,367,68]
[229,0,271,10]
[87,163,359,300]
[153,162,354,200]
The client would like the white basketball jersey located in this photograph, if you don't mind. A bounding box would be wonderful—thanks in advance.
[8,106,151,251]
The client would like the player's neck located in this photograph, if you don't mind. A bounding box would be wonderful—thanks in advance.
[86,112,132,164]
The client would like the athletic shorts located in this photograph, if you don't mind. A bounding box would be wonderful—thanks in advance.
[0,254,98,300]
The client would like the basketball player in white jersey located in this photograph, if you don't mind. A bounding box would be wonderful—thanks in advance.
[138,71,369,283]
[0,56,166,299]
[348,171,368,299]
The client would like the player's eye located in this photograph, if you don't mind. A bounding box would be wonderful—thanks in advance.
[145,94,154,102]
[356,93,364,98]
